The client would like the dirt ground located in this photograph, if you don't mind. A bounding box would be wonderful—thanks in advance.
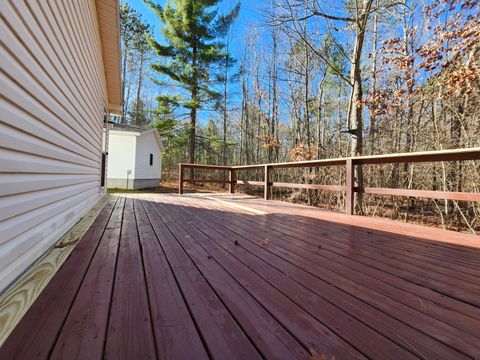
[107,181,230,195]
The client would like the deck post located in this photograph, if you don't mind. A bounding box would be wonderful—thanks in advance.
[229,168,236,194]
[346,159,354,215]
[179,164,184,195]
[264,165,271,200]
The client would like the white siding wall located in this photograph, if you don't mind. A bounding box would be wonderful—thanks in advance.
[106,131,137,179]
[135,132,162,180]
[0,1,109,292]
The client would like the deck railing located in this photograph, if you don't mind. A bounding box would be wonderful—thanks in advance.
[178,148,480,215]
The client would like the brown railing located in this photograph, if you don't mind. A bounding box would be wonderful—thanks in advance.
[178,148,480,215]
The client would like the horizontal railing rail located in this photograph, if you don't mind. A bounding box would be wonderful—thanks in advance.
[178,148,480,215]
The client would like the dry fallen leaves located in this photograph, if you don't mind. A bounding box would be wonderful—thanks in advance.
[309,348,329,360]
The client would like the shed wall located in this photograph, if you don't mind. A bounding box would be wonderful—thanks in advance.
[106,131,137,188]
[135,131,162,182]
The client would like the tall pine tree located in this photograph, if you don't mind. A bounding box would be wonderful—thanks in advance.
[145,0,239,172]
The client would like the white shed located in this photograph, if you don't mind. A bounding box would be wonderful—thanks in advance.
[107,124,164,189]
[0,0,122,292]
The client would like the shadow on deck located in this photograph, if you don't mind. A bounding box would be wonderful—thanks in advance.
[2,193,480,359]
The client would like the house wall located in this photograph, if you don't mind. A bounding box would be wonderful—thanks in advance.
[135,131,162,188]
[106,131,137,189]
[0,1,109,292]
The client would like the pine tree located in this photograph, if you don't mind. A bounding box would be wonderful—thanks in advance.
[120,3,152,122]
[144,0,240,174]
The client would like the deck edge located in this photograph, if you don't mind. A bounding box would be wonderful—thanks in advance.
[0,195,111,346]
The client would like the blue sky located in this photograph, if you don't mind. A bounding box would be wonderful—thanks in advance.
[125,0,271,124]
[125,0,266,61]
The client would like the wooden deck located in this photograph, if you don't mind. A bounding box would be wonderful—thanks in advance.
[2,193,480,359]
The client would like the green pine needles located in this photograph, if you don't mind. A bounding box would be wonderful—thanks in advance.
[144,0,240,166]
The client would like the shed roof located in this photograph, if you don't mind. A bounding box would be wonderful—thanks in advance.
[110,123,151,133]
[109,123,165,153]
[96,0,122,115]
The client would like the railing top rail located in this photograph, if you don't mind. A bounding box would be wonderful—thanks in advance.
[179,148,480,170]
[232,164,265,170]
[352,147,480,165]
[241,158,347,169]
[179,163,231,170]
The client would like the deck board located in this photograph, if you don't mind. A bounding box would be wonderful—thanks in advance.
[165,208,412,359]
[197,196,480,321]
[173,197,479,354]
[50,196,124,359]
[143,199,263,360]
[2,193,480,359]
[235,209,480,306]
[164,195,475,359]
[134,198,209,360]
[104,197,157,359]
[147,203,310,359]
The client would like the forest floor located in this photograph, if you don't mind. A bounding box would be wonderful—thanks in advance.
[107,181,229,195]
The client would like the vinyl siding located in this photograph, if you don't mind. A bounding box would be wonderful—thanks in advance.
[0,1,110,292]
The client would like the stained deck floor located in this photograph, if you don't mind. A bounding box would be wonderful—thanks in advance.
[2,193,480,359]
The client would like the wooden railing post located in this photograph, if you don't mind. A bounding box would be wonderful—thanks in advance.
[345,159,354,215]
[229,168,236,194]
[179,164,184,195]
[264,165,271,200]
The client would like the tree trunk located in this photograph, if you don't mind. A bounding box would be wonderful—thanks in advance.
[134,51,144,126]
[223,74,228,166]
[121,47,128,122]
[347,0,373,213]
[242,67,250,164]
[272,26,279,161]
[369,1,379,154]
[124,82,131,123]
[221,51,229,185]
[402,4,416,210]
[188,45,198,178]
